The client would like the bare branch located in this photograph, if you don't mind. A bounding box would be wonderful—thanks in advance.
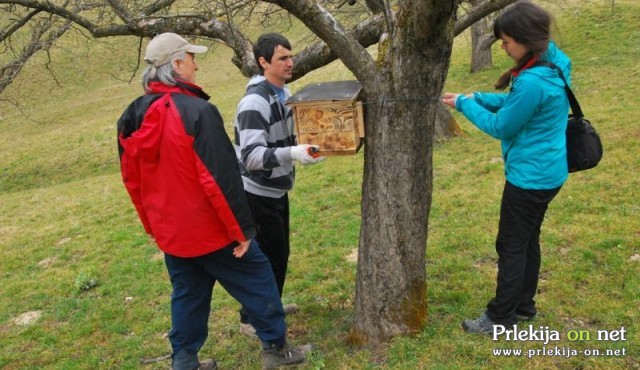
[140,0,177,17]
[0,0,98,33]
[292,14,383,82]
[1,13,71,94]
[454,0,518,36]
[265,0,377,82]
[43,48,61,87]
[218,0,258,76]
[0,9,41,42]
[0,97,49,123]
[106,0,133,23]
[289,0,513,81]
[0,0,517,97]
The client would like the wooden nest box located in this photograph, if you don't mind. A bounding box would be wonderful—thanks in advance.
[287,80,364,156]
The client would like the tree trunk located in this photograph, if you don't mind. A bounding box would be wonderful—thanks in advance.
[470,8,495,73]
[349,1,457,346]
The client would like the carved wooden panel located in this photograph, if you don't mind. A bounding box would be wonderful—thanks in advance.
[292,102,364,155]
[296,104,356,134]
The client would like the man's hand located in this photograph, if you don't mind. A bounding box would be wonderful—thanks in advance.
[291,144,325,165]
[233,240,250,258]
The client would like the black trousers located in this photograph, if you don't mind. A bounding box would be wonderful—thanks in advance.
[245,191,290,297]
[486,181,561,325]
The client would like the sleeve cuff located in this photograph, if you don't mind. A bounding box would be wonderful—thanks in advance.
[455,95,466,110]
[275,147,293,165]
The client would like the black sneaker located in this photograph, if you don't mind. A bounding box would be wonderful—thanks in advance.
[262,343,307,369]
[462,313,499,335]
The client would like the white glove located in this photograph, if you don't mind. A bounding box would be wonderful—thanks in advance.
[290,144,325,165]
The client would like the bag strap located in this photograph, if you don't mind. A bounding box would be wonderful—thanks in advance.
[533,60,583,119]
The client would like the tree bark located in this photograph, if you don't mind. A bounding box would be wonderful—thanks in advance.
[348,0,457,345]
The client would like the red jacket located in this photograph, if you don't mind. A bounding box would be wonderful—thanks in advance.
[117,81,255,257]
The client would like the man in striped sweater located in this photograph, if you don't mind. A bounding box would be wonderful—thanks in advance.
[234,33,324,333]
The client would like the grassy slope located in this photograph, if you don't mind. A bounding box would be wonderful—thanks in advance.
[0,1,638,369]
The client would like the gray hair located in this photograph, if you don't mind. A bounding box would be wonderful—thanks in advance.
[142,51,187,92]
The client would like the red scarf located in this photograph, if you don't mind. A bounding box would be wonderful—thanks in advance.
[511,55,539,77]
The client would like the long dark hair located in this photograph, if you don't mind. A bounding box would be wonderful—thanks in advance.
[493,1,552,89]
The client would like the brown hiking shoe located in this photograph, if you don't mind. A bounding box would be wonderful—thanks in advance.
[262,343,307,369]
[283,303,299,315]
[198,358,217,370]
[239,322,257,337]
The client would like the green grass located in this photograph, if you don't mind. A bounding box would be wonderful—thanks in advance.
[1,1,638,369]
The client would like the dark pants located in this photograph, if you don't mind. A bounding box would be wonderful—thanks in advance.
[245,192,290,296]
[486,181,561,325]
[164,240,286,370]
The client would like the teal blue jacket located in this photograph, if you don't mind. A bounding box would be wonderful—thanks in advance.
[455,41,571,190]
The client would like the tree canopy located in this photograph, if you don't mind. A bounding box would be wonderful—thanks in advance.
[1,0,516,93]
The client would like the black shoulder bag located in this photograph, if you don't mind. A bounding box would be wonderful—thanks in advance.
[535,61,603,173]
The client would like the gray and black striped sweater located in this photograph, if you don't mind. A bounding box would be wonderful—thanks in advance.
[233,75,297,198]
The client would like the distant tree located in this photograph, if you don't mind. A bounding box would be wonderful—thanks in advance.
[0,0,517,346]
[466,0,504,72]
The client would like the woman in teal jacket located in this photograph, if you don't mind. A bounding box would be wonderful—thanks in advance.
[442,0,571,334]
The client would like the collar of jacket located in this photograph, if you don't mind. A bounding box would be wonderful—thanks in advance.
[511,55,540,78]
[147,80,210,101]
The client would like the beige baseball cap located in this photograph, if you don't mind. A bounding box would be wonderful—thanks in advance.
[144,33,208,67]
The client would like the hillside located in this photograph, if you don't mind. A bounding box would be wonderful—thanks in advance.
[0,1,638,369]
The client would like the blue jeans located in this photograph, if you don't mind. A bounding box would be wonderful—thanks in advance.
[164,240,286,370]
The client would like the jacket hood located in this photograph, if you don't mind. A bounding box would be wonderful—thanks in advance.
[119,81,209,162]
[245,75,292,100]
[119,95,167,162]
[523,41,572,87]
[246,75,266,88]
